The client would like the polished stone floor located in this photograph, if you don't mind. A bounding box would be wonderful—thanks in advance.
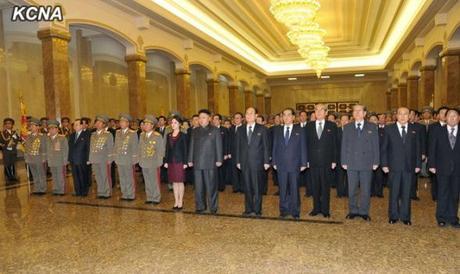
[0,164,458,273]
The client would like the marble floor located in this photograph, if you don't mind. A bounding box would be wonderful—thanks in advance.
[0,164,459,273]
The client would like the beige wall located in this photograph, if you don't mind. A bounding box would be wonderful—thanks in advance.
[270,80,388,114]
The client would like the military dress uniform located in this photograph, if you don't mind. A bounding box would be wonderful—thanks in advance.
[24,118,47,193]
[0,121,20,182]
[89,116,114,198]
[138,115,165,203]
[46,120,69,195]
[113,114,139,200]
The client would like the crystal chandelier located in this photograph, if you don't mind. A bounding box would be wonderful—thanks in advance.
[270,0,329,78]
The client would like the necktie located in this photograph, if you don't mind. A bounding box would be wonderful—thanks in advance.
[401,125,407,143]
[75,132,80,143]
[357,123,362,137]
[449,128,456,149]
[284,127,290,145]
[317,122,323,139]
[248,125,253,144]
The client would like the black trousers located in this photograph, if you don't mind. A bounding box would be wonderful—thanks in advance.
[230,159,243,192]
[372,168,385,197]
[242,169,264,214]
[336,166,348,197]
[388,171,412,221]
[305,169,313,196]
[217,165,226,191]
[194,169,218,212]
[310,167,331,215]
[436,174,460,224]
[2,151,17,181]
[430,173,437,201]
[72,164,90,196]
[277,170,300,217]
[410,172,418,198]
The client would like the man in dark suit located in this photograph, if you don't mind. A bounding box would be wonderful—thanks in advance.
[427,106,448,201]
[409,109,426,200]
[305,104,338,218]
[372,113,387,198]
[381,107,422,225]
[68,119,91,196]
[0,118,20,183]
[268,114,282,195]
[228,112,244,193]
[212,114,229,192]
[188,109,223,214]
[336,113,349,198]
[272,108,307,219]
[428,108,460,228]
[298,111,308,190]
[236,107,270,216]
[341,104,379,221]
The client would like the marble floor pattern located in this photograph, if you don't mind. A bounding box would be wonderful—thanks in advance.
[0,164,459,273]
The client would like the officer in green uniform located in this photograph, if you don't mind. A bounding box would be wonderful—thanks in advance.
[24,118,47,194]
[46,120,69,195]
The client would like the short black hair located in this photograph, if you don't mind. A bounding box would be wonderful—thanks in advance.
[192,114,199,119]
[447,108,459,116]
[158,116,166,121]
[340,113,350,119]
[282,107,296,116]
[233,112,243,118]
[61,117,70,122]
[257,115,265,122]
[3,118,14,125]
[299,110,308,116]
[81,117,91,124]
[213,113,222,120]
[198,109,211,116]
[438,106,449,113]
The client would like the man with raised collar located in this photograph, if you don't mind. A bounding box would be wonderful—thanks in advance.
[46,120,69,195]
[305,104,338,218]
[372,112,387,197]
[341,104,379,221]
[381,107,422,226]
[212,113,229,192]
[408,109,426,200]
[236,107,270,217]
[428,108,460,228]
[68,119,90,196]
[298,110,309,193]
[228,112,244,193]
[88,115,114,198]
[138,115,164,204]
[113,114,139,201]
[24,118,47,194]
[0,118,21,182]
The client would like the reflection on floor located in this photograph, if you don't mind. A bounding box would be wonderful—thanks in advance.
[0,163,459,273]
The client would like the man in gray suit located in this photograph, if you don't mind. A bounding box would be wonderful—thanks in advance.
[188,109,223,214]
[46,120,69,195]
[341,104,380,221]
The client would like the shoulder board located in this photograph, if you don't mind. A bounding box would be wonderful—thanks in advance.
[129,129,136,133]
[154,131,161,136]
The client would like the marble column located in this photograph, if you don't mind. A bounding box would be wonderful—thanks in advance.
[125,54,147,119]
[419,65,435,109]
[37,28,71,120]
[207,79,219,113]
[244,89,255,110]
[440,49,460,107]
[228,84,239,115]
[386,90,392,111]
[397,83,407,107]
[176,68,192,118]
[256,93,265,115]
[406,76,419,110]
[264,95,272,115]
[75,29,93,118]
[390,87,398,110]
[0,11,8,117]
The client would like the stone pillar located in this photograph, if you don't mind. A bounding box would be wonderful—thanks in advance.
[75,29,93,118]
[406,76,419,110]
[37,28,71,120]
[244,89,255,109]
[419,65,435,109]
[440,49,460,107]
[264,95,272,115]
[397,83,407,107]
[386,90,392,111]
[256,93,265,115]
[390,87,398,110]
[228,84,239,115]
[207,79,219,113]
[176,68,192,118]
[125,54,147,119]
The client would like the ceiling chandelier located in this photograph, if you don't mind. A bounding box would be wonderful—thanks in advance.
[270,0,329,78]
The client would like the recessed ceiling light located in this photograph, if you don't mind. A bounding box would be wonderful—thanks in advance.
[354,73,365,77]
[320,75,330,79]
[288,77,297,80]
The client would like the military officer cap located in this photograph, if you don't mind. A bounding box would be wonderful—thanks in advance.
[421,106,433,113]
[47,119,60,128]
[95,115,108,124]
[29,117,41,126]
[143,114,158,125]
[119,113,132,122]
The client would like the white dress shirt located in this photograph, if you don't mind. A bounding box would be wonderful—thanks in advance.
[283,124,292,139]
[447,125,458,137]
[247,123,255,136]
[396,122,408,137]
[355,120,364,129]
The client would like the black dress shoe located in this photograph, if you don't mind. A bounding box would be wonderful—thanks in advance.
[145,201,153,204]
[361,215,371,221]
[279,214,288,219]
[177,206,183,211]
[309,211,319,216]
[195,209,205,214]
[255,213,262,218]
[32,192,46,195]
[389,219,398,224]
[438,221,447,227]
[346,213,357,219]
[173,206,178,210]
[292,215,300,220]
[242,212,251,216]
[450,222,460,228]
[403,221,412,226]
[322,213,331,218]
[152,201,160,205]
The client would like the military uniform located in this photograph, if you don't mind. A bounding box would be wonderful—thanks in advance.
[46,120,69,195]
[89,116,114,198]
[24,118,47,193]
[139,115,165,203]
[113,114,139,200]
[0,120,20,181]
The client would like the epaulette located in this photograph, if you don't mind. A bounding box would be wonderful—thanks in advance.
[154,131,161,136]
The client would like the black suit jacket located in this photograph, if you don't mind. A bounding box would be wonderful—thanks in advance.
[165,131,188,164]
[68,130,90,165]
[235,123,270,171]
[428,125,460,176]
[272,124,308,172]
[427,122,444,158]
[381,123,421,172]
[188,125,223,170]
[217,126,229,156]
[228,125,242,158]
[411,122,426,156]
[305,120,338,168]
